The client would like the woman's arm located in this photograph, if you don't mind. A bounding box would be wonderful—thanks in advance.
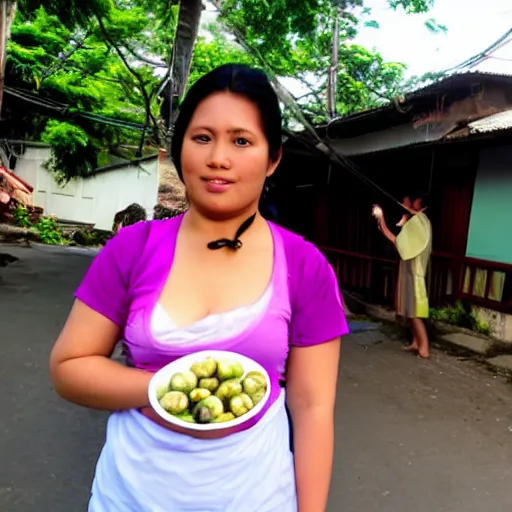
[49,299,152,411]
[377,214,396,245]
[286,338,341,512]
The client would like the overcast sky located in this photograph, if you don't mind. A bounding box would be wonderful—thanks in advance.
[353,0,512,77]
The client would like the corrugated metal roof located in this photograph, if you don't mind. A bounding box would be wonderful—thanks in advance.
[467,109,512,133]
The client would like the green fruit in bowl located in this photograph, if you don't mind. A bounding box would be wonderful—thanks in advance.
[159,391,189,415]
[169,370,198,394]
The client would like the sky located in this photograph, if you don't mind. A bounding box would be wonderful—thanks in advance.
[353,0,512,77]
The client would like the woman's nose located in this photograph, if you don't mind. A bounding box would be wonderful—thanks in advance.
[207,142,231,169]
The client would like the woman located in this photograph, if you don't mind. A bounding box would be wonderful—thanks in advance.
[49,63,349,512]
[372,195,432,359]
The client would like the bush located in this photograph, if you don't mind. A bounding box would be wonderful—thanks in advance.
[430,300,491,336]
[13,205,68,245]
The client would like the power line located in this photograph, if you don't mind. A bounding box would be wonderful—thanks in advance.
[213,5,407,208]
[440,28,512,74]
[3,86,148,132]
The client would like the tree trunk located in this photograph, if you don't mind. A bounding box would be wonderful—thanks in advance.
[0,1,17,119]
[163,0,202,145]
[172,0,202,100]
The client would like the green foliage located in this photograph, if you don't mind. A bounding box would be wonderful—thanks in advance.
[388,0,434,14]
[2,0,441,180]
[188,34,256,89]
[35,215,68,245]
[13,205,67,245]
[18,0,113,28]
[217,0,442,123]
[430,301,492,336]
[40,121,96,181]
[6,4,162,179]
[424,18,448,35]
[13,204,32,228]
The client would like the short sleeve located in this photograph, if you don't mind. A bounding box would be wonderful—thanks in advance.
[289,242,350,347]
[74,222,150,327]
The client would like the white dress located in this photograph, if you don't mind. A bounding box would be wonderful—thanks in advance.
[88,292,297,512]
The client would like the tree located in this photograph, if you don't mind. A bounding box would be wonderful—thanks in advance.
[214,0,443,122]
[4,4,167,178]
[2,3,258,178]
[1,0,441,180]
[0,0,114,116]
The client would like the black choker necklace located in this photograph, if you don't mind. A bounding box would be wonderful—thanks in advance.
[207,213,257,251]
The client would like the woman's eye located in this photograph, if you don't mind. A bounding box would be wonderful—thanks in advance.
[235,137,250,146]
[193,135,210,143]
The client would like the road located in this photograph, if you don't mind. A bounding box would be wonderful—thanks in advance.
[1,243,512,512]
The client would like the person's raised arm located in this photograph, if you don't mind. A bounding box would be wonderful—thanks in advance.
[372,205,396,245]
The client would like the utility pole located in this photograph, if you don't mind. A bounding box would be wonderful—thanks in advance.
[327,6,340,119]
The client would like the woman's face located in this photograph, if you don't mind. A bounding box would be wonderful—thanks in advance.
[180,91,281,219]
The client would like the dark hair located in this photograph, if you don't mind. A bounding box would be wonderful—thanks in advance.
[411,192,428,208]
[170,63,283,180]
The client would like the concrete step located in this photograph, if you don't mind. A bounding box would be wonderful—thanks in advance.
[439,332,494,356]
[486,355,512,374]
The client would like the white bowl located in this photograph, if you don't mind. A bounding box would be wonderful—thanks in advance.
[148,350,271,431]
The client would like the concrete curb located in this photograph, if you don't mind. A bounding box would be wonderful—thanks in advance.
[341,290,512,377]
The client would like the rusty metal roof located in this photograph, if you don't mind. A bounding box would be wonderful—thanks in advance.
[467,109,512,133]
[446,109,512,140]
[328,71,512,128]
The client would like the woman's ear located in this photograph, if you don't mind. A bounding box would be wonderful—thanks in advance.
[266,148,282,178]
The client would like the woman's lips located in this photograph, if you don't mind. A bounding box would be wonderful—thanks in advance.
[203,178,233,193]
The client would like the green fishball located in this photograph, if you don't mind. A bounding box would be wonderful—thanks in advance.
[215,379,242,401]
[190,357,217,378]
[169,370,198,394]
[242,376,265,396]
[193,395,224,424]
[229,393,254,417]
[159,391,189,415]
[249,389,266,406]
[175,412,196,424]
[199,377,220,393]
[213,412,236,423]
[244,371,267,387]
[155,382,169,401]
[189,388,211,402]
[216,359,244,381]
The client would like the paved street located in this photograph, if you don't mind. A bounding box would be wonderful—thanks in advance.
[1,243,512,512]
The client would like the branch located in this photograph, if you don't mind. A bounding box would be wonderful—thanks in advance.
[95,13,156,155]
[79,68,137,97]
[364,83,395,103]
[42,33,91,80]
[121,41,167,68]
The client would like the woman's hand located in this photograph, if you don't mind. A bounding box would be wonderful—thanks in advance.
[138,406,239,439]
[371,204,383,221]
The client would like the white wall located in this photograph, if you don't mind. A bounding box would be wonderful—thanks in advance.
[14,147,159,230]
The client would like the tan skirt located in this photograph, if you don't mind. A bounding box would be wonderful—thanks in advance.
[396,259,429,319]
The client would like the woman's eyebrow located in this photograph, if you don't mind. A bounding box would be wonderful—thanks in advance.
[190,126,256,136]
[231,128,255,135]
